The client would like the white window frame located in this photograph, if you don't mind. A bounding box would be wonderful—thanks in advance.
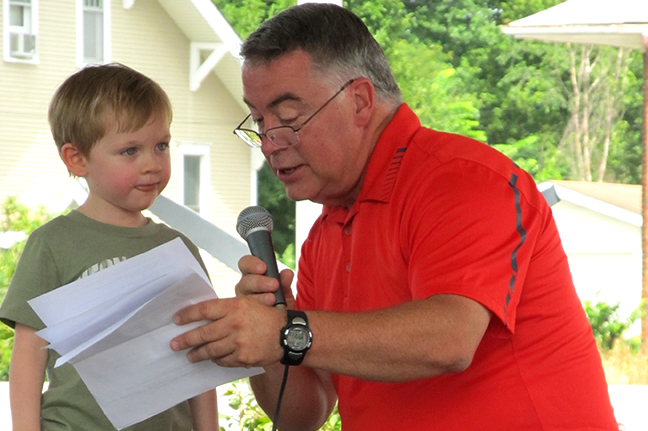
[177,142,211,215]
[76,0,111,67]
[3,0,39,64]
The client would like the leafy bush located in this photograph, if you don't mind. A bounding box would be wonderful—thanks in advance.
[219,379,341,431]
[0,197,56,381]
[583,297,643,352]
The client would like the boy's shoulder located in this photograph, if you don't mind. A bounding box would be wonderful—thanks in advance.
[29,213,75,238]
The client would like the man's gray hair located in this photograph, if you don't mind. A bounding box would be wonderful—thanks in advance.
[240,3,402,105]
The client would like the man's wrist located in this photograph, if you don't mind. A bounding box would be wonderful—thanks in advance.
[279,310,313,365]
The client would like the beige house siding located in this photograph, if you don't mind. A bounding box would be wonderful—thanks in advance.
[0,0,77,210]
[1,0,251,298]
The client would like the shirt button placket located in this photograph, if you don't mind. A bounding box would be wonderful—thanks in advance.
[343,224,352,273]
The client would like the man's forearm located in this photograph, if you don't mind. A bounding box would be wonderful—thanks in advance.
[301,295,491,382]
[250,363,336,431]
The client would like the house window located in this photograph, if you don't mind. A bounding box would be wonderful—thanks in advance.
[83,0,103,63]
[178,143,210,215]
[4,0,38,62]
[77,0,110,66]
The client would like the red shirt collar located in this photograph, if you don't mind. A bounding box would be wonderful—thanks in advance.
[322,104,421,221]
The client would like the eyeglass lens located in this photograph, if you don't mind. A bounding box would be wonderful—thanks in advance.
[266,127,299,148]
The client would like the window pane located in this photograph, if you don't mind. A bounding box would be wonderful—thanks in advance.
[9,6,24,27]
[10,33,36,56]
[83,11,103,62]
[184,156,201,213]
[9,4,32,29]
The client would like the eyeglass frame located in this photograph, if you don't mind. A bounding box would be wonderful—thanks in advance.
[233,78,356,149]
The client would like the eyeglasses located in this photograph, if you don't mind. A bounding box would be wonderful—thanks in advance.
[233,79,356,149]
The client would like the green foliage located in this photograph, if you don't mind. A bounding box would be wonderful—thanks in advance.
[493,135,568,181]
[387,39,486,140]
[403,0,643,184]
[258,162,296,265]
[347,0,485,138]
[219,380,272,431]
[219,379,341,431]
[605,49,644,184]
[0,197,57,381]
[212,0,296,39]
[278,242,295,271]
[583,298,644,352]
[1,196,52,302]
[0,324,12,381]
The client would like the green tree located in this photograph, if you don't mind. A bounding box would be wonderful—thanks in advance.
[583,298,643,351]
[403,0,569,163]
[212,0,296,39]
[0,197,56,380]
[258,162,295,261]
[403,0,643,184]
[219,379,341,431]
[605,49,643,184]
[348,0,484,137]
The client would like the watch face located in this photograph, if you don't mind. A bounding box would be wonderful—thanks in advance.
[286,326,311,351]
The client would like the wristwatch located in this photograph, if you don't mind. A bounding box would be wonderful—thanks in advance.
[280,310,313,366]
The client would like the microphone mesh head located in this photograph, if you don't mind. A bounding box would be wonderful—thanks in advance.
[236,206,274,239]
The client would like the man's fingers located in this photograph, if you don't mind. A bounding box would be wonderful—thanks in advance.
[171,318,221,352]
[173,299,223,325]
[186,338,236,363]
[170,299,229,352]
[238,255,267,275]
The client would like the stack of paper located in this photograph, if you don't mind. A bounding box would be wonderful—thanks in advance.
[28,237,263,429]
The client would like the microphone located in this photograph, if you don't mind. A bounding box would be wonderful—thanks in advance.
[236,206,287,308]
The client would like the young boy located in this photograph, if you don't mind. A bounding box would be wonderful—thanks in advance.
[0,63,218,431]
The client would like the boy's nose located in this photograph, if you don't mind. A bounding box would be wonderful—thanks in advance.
[141,152,163,173]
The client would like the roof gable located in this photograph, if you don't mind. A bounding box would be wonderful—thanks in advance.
[125,0,244,109]
[539,180,641,226]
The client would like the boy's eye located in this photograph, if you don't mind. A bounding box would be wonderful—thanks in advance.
[156,142,169,151]
[122,148,137,156]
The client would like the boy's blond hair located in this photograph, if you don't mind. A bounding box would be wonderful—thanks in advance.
[48,63,172,157]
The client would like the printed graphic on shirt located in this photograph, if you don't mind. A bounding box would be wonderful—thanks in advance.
[80,257,128,279]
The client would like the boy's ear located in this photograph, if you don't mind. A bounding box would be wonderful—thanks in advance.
[59,143,88,177]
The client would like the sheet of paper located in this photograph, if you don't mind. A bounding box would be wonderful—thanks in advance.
[72,272,263,429]
[28,238,263,430]
[29,237,208,327]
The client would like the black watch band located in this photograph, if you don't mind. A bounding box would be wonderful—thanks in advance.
[280,310,313,366]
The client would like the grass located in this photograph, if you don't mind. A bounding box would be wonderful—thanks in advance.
[601,341,648,385]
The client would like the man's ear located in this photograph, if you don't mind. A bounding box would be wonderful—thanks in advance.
[59,143,88,177]
[351,78,375,127]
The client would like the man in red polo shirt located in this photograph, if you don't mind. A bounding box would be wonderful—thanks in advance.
[171,3,618,430]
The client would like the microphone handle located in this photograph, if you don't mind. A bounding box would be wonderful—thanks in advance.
[246,230,287,307]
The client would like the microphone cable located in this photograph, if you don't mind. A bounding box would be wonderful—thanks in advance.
[272,363,290,431]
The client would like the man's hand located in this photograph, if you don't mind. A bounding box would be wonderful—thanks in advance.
[235,255,296,308]
[170,255,295,368]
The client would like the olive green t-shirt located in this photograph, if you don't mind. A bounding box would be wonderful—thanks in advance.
[0,210,208,431]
